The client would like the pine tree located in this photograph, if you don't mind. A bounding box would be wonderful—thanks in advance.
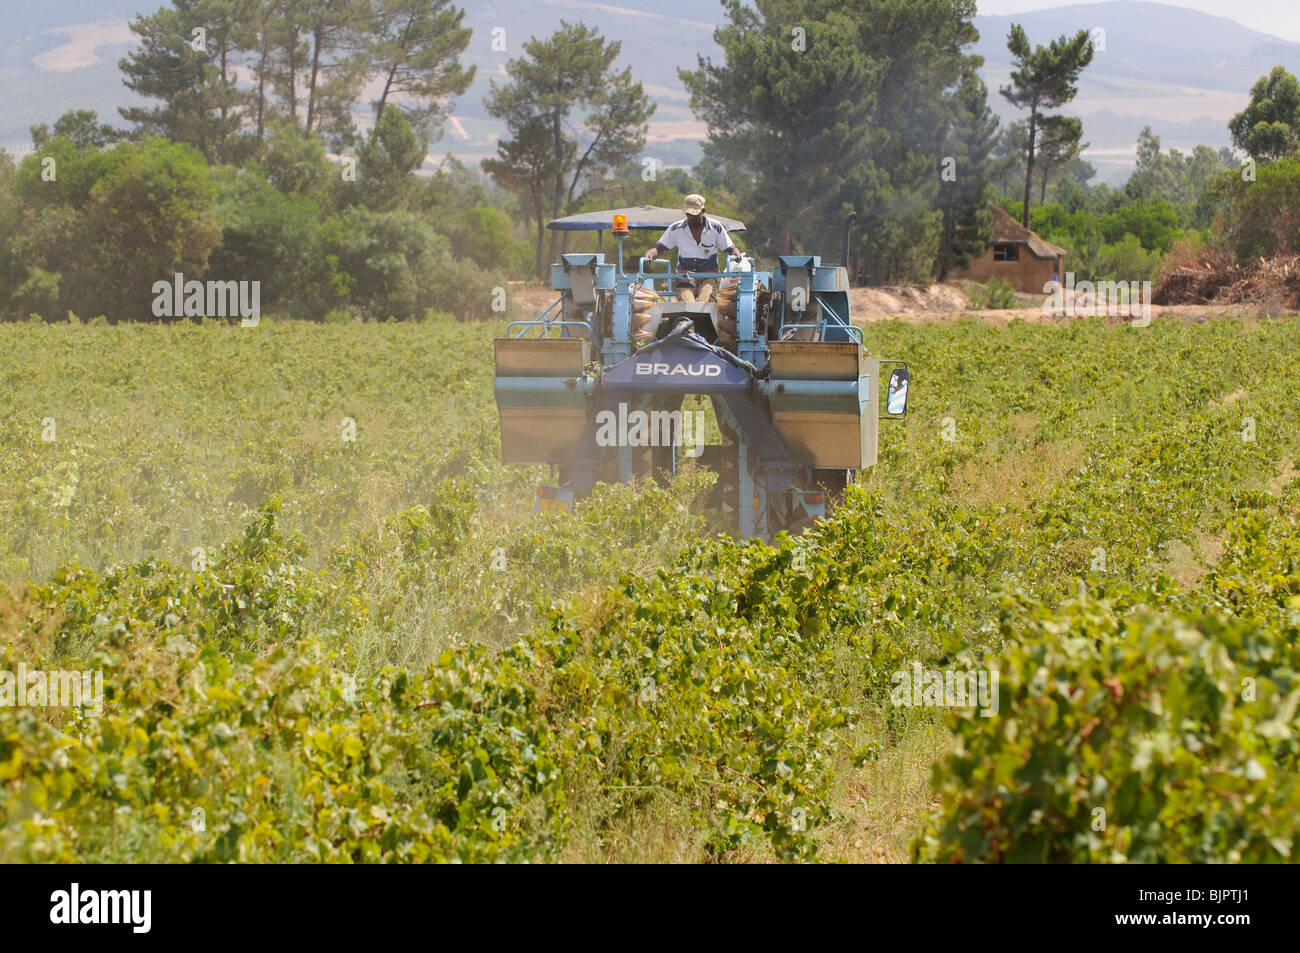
[681,0,984,284]
[937,71,1001,279]
[364,0,475,138]
[118,0,245,161]
[1036,115,1084,204]
[1000,24,1094,226]
[484,23,653,277]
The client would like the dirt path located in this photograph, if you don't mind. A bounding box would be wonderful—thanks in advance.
[507,280,1299,326]
[853,303,1300,325]
[849,285,1299,324]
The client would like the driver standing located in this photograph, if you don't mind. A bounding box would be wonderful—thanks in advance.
[644,194,741,303]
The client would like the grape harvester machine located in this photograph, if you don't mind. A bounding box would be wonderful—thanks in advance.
[492,206,908,541]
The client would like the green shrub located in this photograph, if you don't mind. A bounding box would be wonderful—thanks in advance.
[6,136,220,321]
[0,501,565,863]
[968,278,1018,310]
[325,208,450,320]
[0,486,856,862]
[1101,199,1180,253]
[447,206,534,278]
[6,267,60,321]
[1212,157,1300,262]
[0,638,565,863]
[206,168,323,316]
[912,510,1300,863]
[1094,234,1164,285]
[425,257,508,322]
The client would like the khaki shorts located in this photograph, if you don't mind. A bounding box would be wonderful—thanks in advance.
[676,278,718,303]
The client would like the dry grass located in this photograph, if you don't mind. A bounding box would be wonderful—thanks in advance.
[1210,387,1247,408]
[1269,456,1298,497]
[560,790,718,864]
[1161,532,1226,588]
[822,717,951,863]
[948,438,1086,511]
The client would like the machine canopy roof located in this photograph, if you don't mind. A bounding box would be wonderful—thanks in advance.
[545,205,746,232]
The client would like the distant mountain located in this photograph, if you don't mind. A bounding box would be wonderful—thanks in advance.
[2,0,1297,183]
[448,0,719,167]
[972,1,1300,182]
[0,0,718,164]
[0,0,146,156]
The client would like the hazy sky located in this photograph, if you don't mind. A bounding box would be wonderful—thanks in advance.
[978,1,1300,43]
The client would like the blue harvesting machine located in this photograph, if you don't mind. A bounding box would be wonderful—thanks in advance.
[493,206,909,541]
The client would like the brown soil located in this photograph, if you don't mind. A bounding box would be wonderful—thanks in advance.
[505,279,1300,327]
[1269,457,1298,497]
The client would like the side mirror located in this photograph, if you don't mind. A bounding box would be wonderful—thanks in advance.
[882,364,910,418]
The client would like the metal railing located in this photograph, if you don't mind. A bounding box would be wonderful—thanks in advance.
[635,257,756,298]
[777,296,863,346]
[776,321,864,347]
[506,295,593,339]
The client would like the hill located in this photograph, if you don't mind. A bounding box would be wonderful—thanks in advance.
[2,1,1298,181]
[973,1,1300,181]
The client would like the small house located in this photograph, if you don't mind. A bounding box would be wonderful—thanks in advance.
[956,202,1066,294]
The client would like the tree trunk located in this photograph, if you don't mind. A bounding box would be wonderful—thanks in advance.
[1022,106,1038,227]
[256,42,268,141]
[937,216,952,281]
[376,68,397,123]
[306,25,322,134]
[375,14,415,124]
[286,24,299,127]
[219,45,229,117]
[548,114,565,269]
[218,43,229,161]
[533,189,546,279]
[534,219,545,279]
